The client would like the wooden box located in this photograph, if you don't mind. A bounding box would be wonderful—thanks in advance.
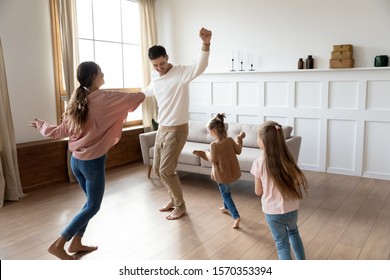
[331,51,353,59]
[329,58,354,68]
[333,44,353,52]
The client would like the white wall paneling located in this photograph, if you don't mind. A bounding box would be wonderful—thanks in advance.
[189,68,390,180]
[363,121,390,180]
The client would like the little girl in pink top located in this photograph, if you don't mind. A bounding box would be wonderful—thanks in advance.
[250,120,308,260]
[29,61,145,260]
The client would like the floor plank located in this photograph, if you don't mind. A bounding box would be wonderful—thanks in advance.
[1,162,390,260]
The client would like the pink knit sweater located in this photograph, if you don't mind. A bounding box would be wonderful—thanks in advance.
[36,89,145,160]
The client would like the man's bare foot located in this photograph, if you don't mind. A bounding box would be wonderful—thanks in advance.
[48,238,76,260]
[219,207,229,214]
[159,201,174,212]
[166,207,186,220]
[233,218,241,229]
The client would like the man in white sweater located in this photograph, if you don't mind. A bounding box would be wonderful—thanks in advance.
[143,27,212,220]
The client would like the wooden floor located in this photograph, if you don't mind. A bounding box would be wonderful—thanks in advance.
[1,162,390,260]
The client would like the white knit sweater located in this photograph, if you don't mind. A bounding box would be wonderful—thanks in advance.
[143,50,210,126]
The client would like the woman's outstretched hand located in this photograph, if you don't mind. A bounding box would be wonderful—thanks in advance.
[28,118,40,129]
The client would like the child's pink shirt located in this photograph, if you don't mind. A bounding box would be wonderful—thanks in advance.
[251,156,299,214]
[36,89,145,160]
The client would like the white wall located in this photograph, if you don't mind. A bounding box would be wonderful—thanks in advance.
[0,0,57,143]
[1,0,390,143]
[156,0,390,72]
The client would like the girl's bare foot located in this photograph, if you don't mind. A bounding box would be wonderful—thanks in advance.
[219,207,229,214]
[233,218,241,229]
[159,201,174,212]
[48,237,76,260]
[68,236,98,253]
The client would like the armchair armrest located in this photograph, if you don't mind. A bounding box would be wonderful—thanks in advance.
[139,131,157,165]
[286,136,302,163]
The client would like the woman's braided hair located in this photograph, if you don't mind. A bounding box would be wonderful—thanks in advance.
[64,61,98,133]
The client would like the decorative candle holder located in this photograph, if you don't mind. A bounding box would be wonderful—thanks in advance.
[230,58,236,71]
[249,64,255,71]
[239,61,244,71]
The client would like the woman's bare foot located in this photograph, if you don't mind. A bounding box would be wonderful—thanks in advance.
[159,201,174,212]
[233,218,241,229]
[68,244,97,253]
[166,207,186,220]
[48,237,76,260]
[219,207,229,214]
[68,236,98,253]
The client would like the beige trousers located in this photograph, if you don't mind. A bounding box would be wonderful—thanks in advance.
[153,123,189,209]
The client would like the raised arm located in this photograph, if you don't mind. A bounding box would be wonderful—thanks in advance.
[233,131,246,154]
[199,27,212,51]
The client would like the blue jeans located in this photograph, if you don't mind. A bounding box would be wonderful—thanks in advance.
[61,154,107,241]
[217,183,240,220]
[265,210,305,260]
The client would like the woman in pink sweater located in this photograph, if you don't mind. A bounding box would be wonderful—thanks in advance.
[29,61,145,260]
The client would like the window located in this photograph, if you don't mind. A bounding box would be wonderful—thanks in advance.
[76,0,143,124]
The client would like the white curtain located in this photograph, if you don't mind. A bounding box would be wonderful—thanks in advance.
[0,38,26,207]
[51,0,79,182]
[140,0,158,131]
[56,0,79,103]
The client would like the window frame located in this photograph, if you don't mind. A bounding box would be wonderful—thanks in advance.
[50,0,143,126]
[105,87,143,128]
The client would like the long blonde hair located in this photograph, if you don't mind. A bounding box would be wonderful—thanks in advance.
[259,120,308,200]
[64,61,98,133]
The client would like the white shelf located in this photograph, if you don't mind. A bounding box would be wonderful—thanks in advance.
[204,67,390,75]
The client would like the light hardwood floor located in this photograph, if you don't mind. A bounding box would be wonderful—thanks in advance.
[1,162,390,260]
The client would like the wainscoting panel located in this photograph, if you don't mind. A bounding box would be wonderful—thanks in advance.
[264,81,289,108]
[366,80,390,111]
[295,117,321,171]
[329,81,359,110]
[363,121,390,180]
[237,82,260,107]
[190,68,390,180]
[295,81,322,109]
[212,82,232,106]
[327,119,357,175]
[189,82,209,106]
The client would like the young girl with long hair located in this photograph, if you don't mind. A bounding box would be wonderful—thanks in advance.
[193,113,245,229]
[29,61,145,260]
[250,120,308,260]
